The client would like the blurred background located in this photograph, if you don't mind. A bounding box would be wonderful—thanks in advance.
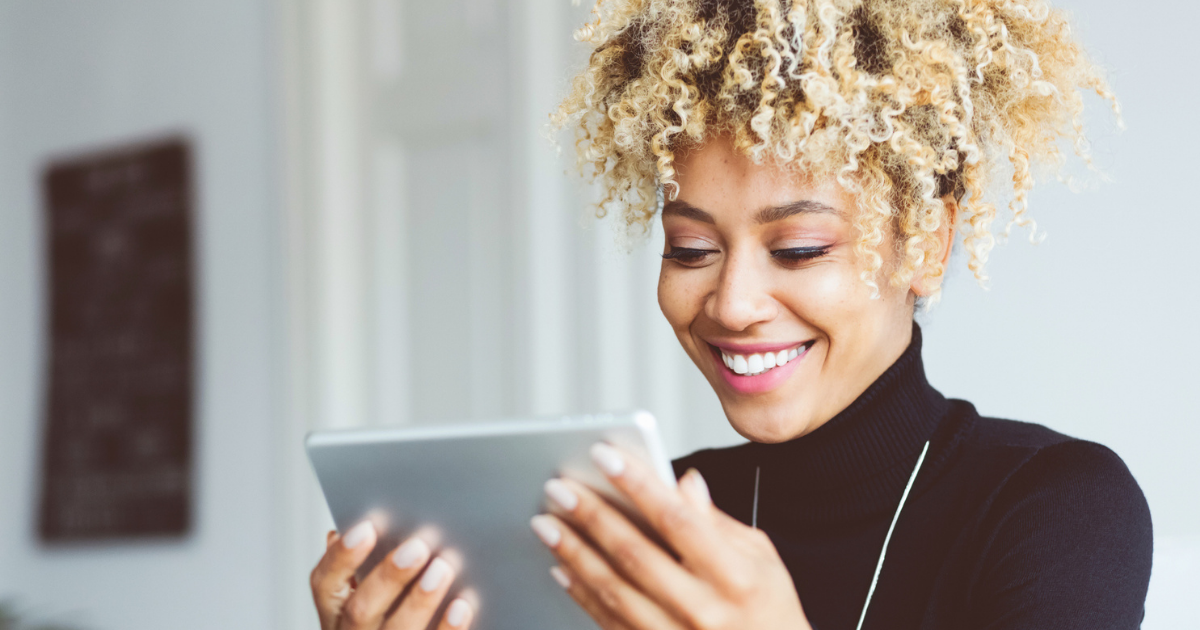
[0,0,1195,628]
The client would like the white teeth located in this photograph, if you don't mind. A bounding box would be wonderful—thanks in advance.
[747,354,764,373]
[719,344,808,377]
[731,355,748,374]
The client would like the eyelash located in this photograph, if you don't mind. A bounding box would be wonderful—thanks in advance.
[661,246,830,266]
[661,247,715,262]
[771,246,831,262]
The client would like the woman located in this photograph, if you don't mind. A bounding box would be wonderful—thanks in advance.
[309,0,1152,628]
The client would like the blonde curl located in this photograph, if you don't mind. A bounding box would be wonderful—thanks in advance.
[553,0,1118,297]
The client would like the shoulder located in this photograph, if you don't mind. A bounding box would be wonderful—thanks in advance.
[980,430,1153,557]
[994,435,1146,508]
[943,406,1140,498]
[957,406,1078,451]
[955,411,1149,516]
[955,414,1153,628]
[947,409,1152,548]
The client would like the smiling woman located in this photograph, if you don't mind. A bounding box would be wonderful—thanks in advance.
[305,0,1153,628]
[528,0,1152,629]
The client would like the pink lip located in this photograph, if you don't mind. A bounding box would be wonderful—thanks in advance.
[708,342,813,395]
[709,340,808,354]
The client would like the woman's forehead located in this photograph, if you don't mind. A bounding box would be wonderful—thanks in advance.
[672,141,853,223]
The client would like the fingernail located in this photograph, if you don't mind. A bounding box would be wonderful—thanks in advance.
[446,598,471,627]
[392,537,430,569]
[342,521,375,549]
[590,442,625,476]
[550,566,570,589]
[530,515,561,547]
[544,479,579,511]
[682,469,712,506]
[419,557,452,592]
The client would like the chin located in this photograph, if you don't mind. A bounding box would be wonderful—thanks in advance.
[724,403,812,444]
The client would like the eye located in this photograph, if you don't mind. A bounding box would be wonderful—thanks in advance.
[770,246,830,268]
[662,246,717,266]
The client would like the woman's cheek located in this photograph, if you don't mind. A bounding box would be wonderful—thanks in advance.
[779,263,859,322]
[657,265,705,334]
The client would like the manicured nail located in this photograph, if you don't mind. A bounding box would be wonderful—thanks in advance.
[682,469,712,506]
[342,521,375,549]
[550,566,571,589]
[544,479,579,511]
[530,515,561,547]
[419,557,452,592]
[392,537,430,569]
[590,442,625,476]
[446,598,471,627]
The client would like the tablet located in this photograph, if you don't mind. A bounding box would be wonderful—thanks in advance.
[305,410,674,630]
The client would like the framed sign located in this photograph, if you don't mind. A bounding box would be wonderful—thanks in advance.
[38,137,195,542]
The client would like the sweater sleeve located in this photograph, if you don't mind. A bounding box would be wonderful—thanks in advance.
[967,441,1153,630]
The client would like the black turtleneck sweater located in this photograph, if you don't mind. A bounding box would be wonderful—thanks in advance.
[672,325,1152,630]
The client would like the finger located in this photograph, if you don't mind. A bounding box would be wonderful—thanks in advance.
[337,536,432,630]
[680,469,784,559]
[678,470,752,542]
[531,514,686,630]
[312,521,378,630]
[678,469,712,509]
[382,557,456,630]
[678,469,746,533]
[544,477,707,612]
[589,443,742,583]
[551,565,635,630]
[327,530,338,548]
[433,597,474,630]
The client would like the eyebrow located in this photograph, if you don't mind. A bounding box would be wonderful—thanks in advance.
[661,199,842,224]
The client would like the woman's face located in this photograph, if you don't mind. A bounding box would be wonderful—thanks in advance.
[658,137,931,443]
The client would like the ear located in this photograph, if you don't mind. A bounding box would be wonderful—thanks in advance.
[911,195,959,297]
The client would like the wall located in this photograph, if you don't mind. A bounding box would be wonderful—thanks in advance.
[0,1,282,629]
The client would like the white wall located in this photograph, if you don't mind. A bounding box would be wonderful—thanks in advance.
[0,1,282,629]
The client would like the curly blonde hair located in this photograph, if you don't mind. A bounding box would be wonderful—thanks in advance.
[552,0,1118,298]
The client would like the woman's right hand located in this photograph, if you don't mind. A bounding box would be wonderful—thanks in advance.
[311,521,474,630]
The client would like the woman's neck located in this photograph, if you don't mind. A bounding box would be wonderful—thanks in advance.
[746,322,951,524]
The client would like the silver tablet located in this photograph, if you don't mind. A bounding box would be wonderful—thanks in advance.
[305,410,674,630]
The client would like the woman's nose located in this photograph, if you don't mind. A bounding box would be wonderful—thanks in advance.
[704,252,777,332]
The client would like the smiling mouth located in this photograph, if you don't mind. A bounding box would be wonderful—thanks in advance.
[711,341,815,376]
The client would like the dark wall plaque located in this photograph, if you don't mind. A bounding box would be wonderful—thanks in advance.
[38,138,195,541]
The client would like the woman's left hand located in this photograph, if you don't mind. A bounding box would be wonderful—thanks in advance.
[530,443,812,630]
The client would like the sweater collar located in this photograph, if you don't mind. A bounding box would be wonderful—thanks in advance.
[748,323,950,525]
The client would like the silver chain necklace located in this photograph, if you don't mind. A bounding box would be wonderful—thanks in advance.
[750,440,931,630]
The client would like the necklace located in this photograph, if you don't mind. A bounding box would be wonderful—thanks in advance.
[750,440,931,630]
